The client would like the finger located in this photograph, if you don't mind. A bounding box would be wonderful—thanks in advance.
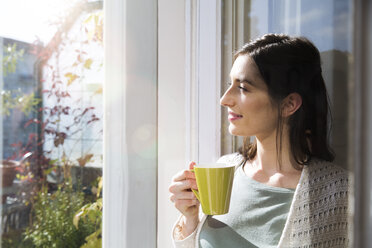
[188,161,196,180]
[170,191,196,202]
[189,161,196,170]
[188,162,196,179]
[174,199,199,209]
[172,169,195,182]
[169,179,198,193]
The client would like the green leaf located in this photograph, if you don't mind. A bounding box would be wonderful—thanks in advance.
[49,159,59,165]
[73,211,83,229]
[43,166,56,176]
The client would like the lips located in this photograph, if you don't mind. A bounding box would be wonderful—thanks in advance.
[228,111,243,121]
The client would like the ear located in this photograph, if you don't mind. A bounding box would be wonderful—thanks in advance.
[281,93,302,117]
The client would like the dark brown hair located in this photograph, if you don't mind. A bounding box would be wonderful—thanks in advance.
[236,34,334,168]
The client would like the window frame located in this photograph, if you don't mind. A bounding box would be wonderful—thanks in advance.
[103,0,158,247]
[353,0,372,247]
[104,0,372,247]
[184,0,223,164]
[193,0,222,163]
[157,0,223,246]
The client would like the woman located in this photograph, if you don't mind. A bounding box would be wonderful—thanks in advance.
[169,34,350,248]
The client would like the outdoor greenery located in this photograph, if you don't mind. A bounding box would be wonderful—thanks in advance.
[1,43,41,116]
[2,43,24,76]
[1,2,103,248]
[74,177,102,248]
[1,89,41,116]
[24,182,96,248]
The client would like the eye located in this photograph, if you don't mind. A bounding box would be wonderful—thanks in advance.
[227,82,249,92]
[238,84,249,92]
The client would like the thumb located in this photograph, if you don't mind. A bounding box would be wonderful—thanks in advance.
[189,161,196,170]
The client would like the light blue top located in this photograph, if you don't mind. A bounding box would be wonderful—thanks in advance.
[199,165,295,248]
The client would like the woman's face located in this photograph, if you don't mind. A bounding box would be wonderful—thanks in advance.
[220,55,278,140]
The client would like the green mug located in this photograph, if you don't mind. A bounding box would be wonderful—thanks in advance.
[191,163,235,215]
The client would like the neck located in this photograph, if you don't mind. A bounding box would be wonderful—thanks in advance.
[253,129,300,174]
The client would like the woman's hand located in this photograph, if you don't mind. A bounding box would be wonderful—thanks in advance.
[169,161,200,238]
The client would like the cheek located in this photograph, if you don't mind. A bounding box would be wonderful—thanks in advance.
[244,97,277,123]
[242,96,270,113]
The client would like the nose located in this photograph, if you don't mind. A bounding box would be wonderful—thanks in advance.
[220,86,234,107]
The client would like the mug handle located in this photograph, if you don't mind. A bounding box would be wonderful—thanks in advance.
[189,169,201,202]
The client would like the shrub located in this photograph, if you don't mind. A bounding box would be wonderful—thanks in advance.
[24,183,95,248]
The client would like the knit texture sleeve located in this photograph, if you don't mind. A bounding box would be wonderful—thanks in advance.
[216,153,245,168]
[278,160,350,247]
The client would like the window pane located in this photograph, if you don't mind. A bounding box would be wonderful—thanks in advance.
[221,0,354,243]
[0,1,103,247]
[222,0,354,170]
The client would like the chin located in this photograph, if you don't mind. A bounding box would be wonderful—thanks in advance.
[228,125,247,136]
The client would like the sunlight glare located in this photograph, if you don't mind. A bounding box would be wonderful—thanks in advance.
[0,0,80,44]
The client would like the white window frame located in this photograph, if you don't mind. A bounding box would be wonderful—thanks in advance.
[186,0,222,164]
[103,0,158,247]
[104,0,372,247]
[158,0,222,247]
[104,0,222,247]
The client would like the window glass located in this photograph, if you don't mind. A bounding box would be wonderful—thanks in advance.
[221,0,353,170]
[0,1,103,247]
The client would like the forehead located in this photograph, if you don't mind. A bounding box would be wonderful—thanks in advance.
[230,55,262,80]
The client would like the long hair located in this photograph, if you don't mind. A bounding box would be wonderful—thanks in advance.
[236,34,334,168]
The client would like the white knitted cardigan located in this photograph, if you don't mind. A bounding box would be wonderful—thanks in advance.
[172,153,350,248]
